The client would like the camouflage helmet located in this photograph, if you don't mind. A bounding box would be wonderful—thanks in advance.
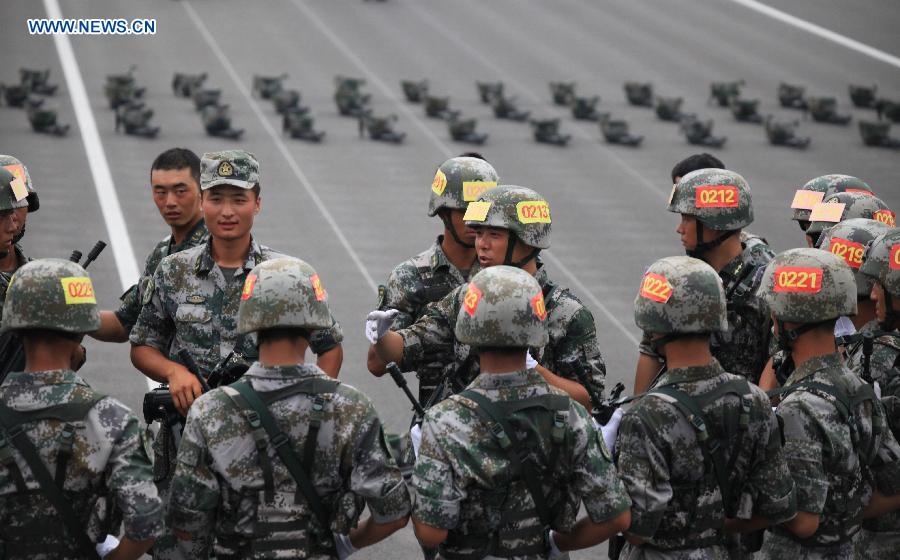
[237,257,333,334]
[759,248,857,323]
[463,185,551,249]
[1,258,101,334]
[667,168,753,230]
[454,265,549,348]
[427,156,499,216]
[633,256,727,335]
[790,174,873,223]
[806,191,894,236]
[0,155,38,212]
[818,218,892,297]
[859,228,900,299]
[0,167,29,212]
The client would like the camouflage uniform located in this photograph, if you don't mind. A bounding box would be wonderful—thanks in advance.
[169,363,410,559]
[0,258,162,558]
[397,263,606,399]
[0,165,32,379]
[115,218,208,332]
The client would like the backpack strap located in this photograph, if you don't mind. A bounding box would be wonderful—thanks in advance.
[458,390,553,528]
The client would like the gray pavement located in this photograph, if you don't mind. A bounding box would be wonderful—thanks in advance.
[1,0,899,557]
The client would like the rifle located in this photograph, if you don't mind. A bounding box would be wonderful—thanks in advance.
[0,241,106,384]
[141,349,214,449]
[386,362,425,419]
[560,354,625,424]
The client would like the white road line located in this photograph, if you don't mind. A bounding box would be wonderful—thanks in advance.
[43,0,152,390]
[43,0,140,289]
[292,0,640,347]
[181,0,377,293]
[727,0,900,70]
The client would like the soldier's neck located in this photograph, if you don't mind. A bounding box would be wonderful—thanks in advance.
[703,235,742,272]
[661,337,713,369]
[259,337,309,367]
[852,300,876,330]
[788,329,838,369]
[441,231,476,271]
[24,337,79,372]
[170,214,202,246]
[480,350,527,374]
[210,235,251,268]
[0,248,17,273]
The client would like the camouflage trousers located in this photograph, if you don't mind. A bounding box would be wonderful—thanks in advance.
[619,543,729,560]
[759,533,853,559]
[854,529,900,559]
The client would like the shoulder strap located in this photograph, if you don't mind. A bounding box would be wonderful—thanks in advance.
[459,390,553,528]
[0,402,99,558]
[227,380,334,540]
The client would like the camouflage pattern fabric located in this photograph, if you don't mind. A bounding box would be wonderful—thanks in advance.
[199,150,260,190]
[169,363,411,558]
[412,369,630,558]
[0,369,163,558]
[115,219,208,332]
[378,236,477,401]
[762,353,900,555]
[616,361,795,555]
[463,185,552,250]
[805,191,894,236]
[758,249,857,324]
[818,218,892,297]
[639,252,773,384]
[739,231,776,268]
[237,257,334,333]
[398,264,606,399]
[667,168,754,231]
[790,174,873,223]
[427,157,498,216]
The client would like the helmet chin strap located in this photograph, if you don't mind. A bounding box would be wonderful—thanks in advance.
[440,212,474,249]
[686,222,737,259]
[881,291,900,331]
[12,223,25,245]
[502,234,540,268]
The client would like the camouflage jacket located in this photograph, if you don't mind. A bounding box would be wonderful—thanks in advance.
[616,360,795,552]
[0,369,162,558]
[640,251,772,384]
[130,236,343,378]
[765,353,900,550]
[398,265,606,399]
[412,369,630,558]
[169,363,411,558]
[115,219,208,332]
[378,236,477,399]
[0,245,30,376]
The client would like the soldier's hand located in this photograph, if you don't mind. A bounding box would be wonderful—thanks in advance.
[167,364,202,416]
[365,309,399,344]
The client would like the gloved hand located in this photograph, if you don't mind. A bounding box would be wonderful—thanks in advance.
[365,310,399,344]
[525,351,538,370]
[335,533,358,560]
[598,408,623,456]
[95,534,120,558]
[410,424,422,459]
[547,530,564,559]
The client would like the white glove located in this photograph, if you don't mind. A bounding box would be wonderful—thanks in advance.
[547,530,564,559]
[95,534,120,558]
[875,381,882,399]
[834,316,857,338]
[335,533,358,560]
[365,309,399,344]
[410,424,422,459]
[525,351,538,370]
[599,408,623,457]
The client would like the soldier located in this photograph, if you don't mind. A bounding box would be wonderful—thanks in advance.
[758,248,900,558]
[169,257,410,558]
[787,174,873,242]
[634,168,773,393]
[616,256,796,558]
[92,148,208,343]
[855,228,900,558]
[0,258,162,559]
[0,166,31,379]
[129,150,344,558]
[804,191,894,248]
[411,266,631,558]
[368,185,606,410]
[367,156,498,403]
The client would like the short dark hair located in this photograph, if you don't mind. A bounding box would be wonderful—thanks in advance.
[151,148,201,187]
[671,153,725,183]
[459,152,487,161]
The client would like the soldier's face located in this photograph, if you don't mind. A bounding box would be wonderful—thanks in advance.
[202,186,260,241]
[0,209,20,255]
[448,210,476,244]
[13,208,27,238]
[474,227,532,267]
[676,215,700,250]
[151,167,201,228]
[871,282,897,323]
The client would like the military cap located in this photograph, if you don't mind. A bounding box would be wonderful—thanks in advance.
[1,258,101,334]
[759,248,857,323]
[464,185,551,249]
[0,155,38,212]
[818,218,892,297]
[237,257,333,334]
[454,265,549,348]
[667,168,753,230]
[806,191,894,236]
[200,150,260,190]
[790,174,873,223]
[428,156,499,216]
[0,167,29,212]
[634,256,727,335]
[859,228,900,299]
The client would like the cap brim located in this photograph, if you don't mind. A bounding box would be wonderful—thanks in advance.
[201,178,254,190]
